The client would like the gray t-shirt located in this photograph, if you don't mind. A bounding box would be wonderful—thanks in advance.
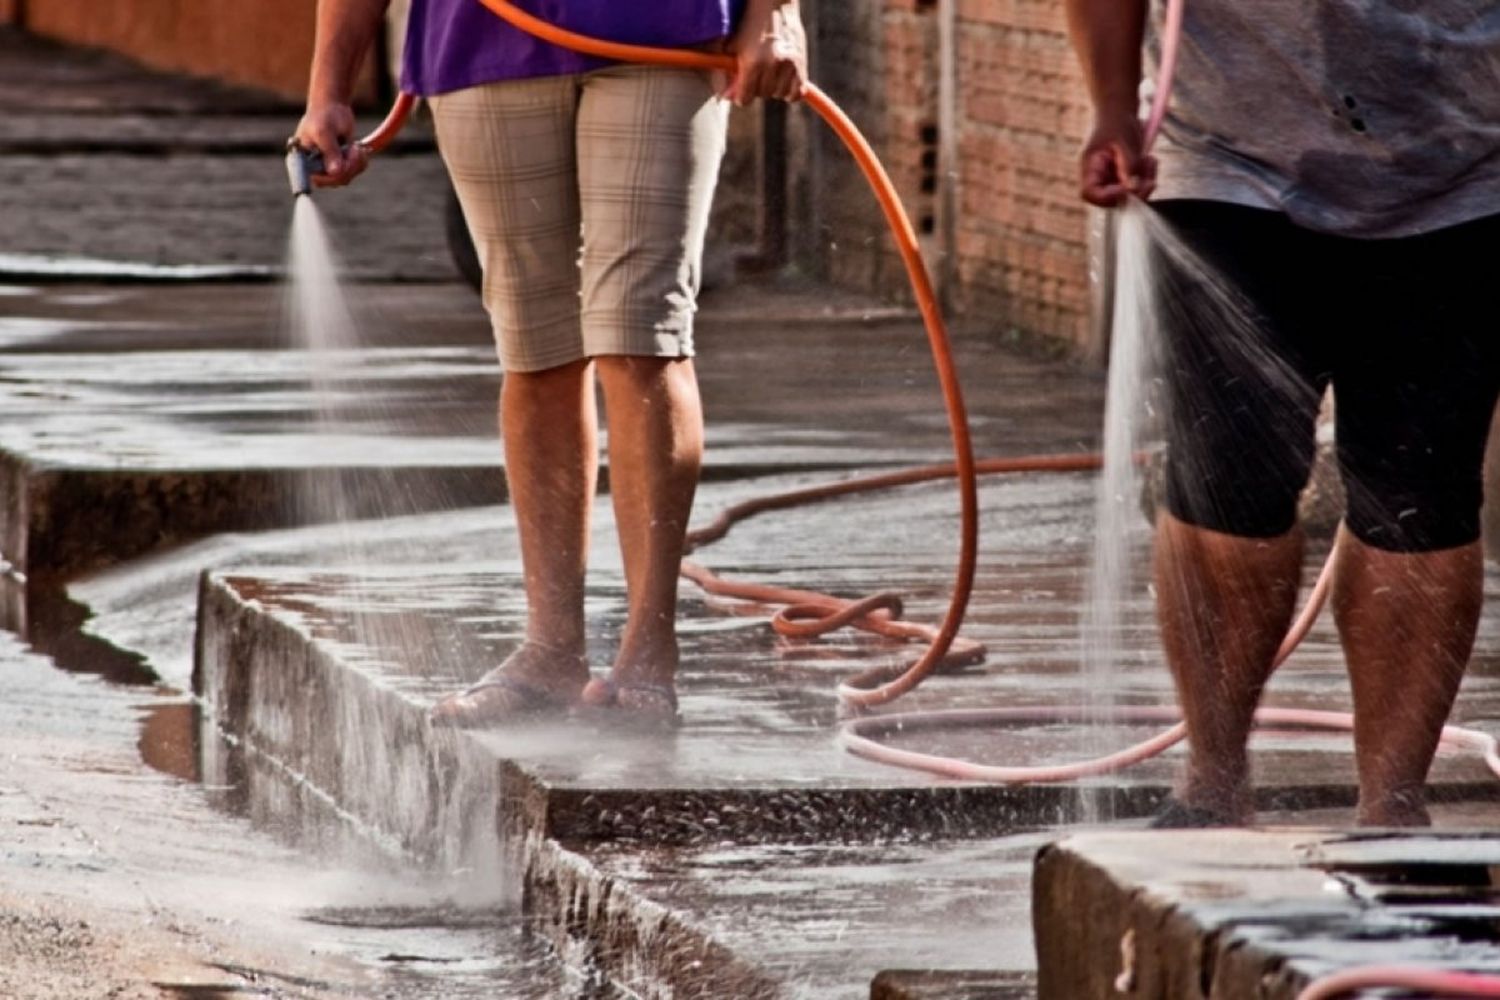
[1148,0,1500,237]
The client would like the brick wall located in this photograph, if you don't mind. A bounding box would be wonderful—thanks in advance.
[807,0,1095,353]
[5,0,377,102]
[953,0,1093,347]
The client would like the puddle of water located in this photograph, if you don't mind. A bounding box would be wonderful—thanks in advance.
[6,581,157,686]
[0,590,599,998]
[138,699,201,783]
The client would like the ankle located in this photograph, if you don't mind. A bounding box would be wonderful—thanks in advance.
[524,629,585,661]
[1179,767,1253,823]
[1357,787,1431,827]
[611,637,679,686]
[504,641,590,693]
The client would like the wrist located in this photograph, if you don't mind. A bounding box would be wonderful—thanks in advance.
[307,54,360,108]
[1092,99,1141,132]
[308,85,352,109]
[1095,89,1140,119]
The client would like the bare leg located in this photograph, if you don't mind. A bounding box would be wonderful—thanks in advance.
[505,358,599,668]
[1154,512,1304,823]
[431,358,596,722]
[590,356,703,698]
[1332,528,1480,827]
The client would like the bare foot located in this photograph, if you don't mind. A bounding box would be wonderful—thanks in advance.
[429,641,589,727]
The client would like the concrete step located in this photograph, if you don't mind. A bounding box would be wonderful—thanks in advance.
[871,971,1036,999]
[1033,827,1500,1000]
[188,467,1500,997]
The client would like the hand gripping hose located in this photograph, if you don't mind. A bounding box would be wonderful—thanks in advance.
[348,6,1500,995]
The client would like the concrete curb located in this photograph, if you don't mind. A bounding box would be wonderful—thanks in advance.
[1033,829,1500,1000]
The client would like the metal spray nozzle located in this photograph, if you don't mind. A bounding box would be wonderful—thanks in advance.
[285,140,326,197]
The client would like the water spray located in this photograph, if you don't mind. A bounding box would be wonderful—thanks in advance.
[304,4,1500,996]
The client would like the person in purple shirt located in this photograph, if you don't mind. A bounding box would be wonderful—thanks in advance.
[295,0,807,725]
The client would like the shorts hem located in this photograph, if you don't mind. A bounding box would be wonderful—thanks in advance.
[582,330,696,360]
[497,339,588,374]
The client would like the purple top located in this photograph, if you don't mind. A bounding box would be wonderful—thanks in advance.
[402,0,747,97]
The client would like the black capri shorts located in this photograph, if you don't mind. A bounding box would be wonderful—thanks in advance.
[1154,200,1500,553]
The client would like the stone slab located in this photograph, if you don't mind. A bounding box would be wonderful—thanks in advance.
[1033,827,1500,1000]
[0,279,1106,582]
[525,834,1045,999]
[0,334,508,580]
[189,465,1500,997]
[870,971,1036,1000]
[191,477,1500,811]
[0,282,490,353]
[0,284,497,580]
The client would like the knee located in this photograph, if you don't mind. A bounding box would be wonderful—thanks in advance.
[1342,470,1485,553]
[594,354,696,392]
[594,354,667,377]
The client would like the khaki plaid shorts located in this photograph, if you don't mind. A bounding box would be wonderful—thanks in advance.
[430,66,729,373]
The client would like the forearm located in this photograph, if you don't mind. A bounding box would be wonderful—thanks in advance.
[308,0,389,106]
[1064,0,1146,119]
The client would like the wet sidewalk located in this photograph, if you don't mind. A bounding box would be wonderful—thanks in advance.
[12,268,1483,994]
[6,23,1500,1000]
[184,474,1500,997]
[1035,824,1500,998]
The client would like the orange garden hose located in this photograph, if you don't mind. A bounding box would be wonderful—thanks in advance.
[342,6,1500,997]
[466,0,980,712]
[358,91,417,155]
[352,7,983,707]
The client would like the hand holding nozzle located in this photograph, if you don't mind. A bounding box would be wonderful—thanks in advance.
[287,101,370,196]
[1078,109,1157,208]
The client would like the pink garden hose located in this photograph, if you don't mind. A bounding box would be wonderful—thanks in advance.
[1297,967,1500,1000]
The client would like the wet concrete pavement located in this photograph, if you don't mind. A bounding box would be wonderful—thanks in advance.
[1035,825,1500,999]
[11,274,1500,1000]
[6,23,1500,1000]
[0,277,1097,582]
[0,264,1133,995]
[185,469,1500,996]
[0,629,599,999]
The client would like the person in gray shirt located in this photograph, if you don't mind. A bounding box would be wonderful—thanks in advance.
[1066,0,1500,827]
